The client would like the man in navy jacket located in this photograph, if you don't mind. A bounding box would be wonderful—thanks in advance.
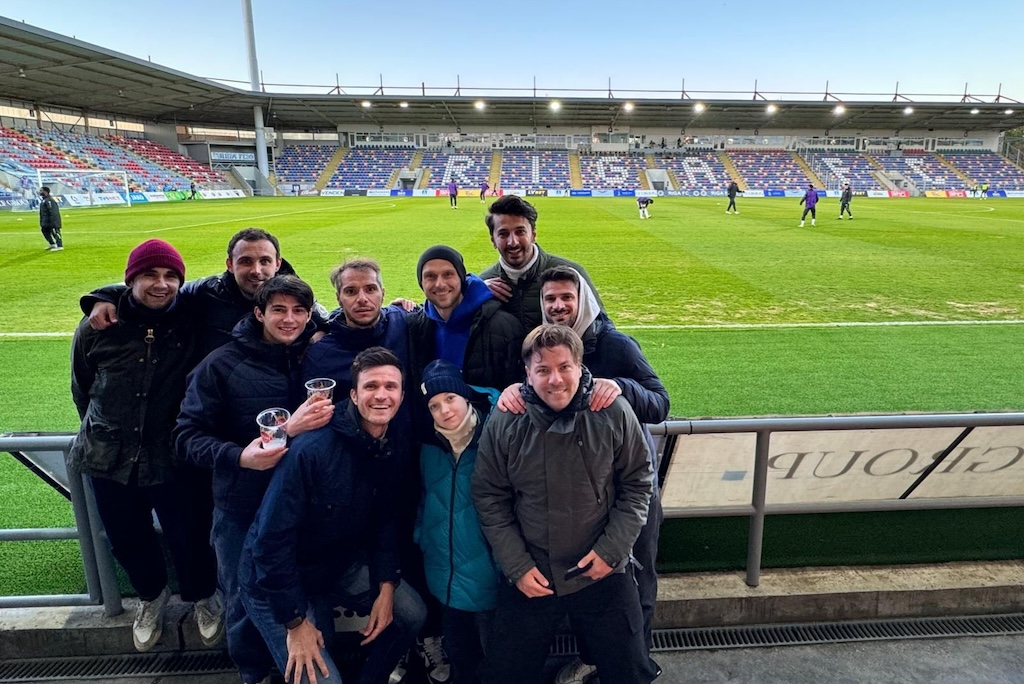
[239,347,426,684]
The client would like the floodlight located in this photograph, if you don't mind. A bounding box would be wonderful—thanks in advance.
[1006,109,1015,115]
[766,104,777,114]
[549,101,561,111]
[475,101,486,110]
[903,106,914,115]
[970,108,980,115]
[623,102,634,112]
[693,102,705,113]
[833,105,845,115]
[399,102,409,108]
[361,101,372,108]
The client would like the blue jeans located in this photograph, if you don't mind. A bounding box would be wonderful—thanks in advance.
[242,562,426,684]
[211,507,274,683]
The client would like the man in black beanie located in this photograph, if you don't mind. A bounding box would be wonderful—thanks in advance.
[408,244,523,398]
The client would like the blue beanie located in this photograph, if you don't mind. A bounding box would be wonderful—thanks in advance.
[420,359,472,400]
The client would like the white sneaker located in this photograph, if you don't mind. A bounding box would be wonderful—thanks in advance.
[52,246,64,251]
[45,244,57,250]
[735,210,739,214]
[133,586,170,652]
[194,588,225,647]
[799,222,804,227]
[389,651,409,684]
[555,657,598,684]
[811,220,816,226]
[418,636,451,683]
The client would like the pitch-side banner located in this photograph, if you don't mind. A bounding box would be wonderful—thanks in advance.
[64,193,126,206]
[197,189,246,200]
[1005,190,1024,198]
[144,192,169,202]
[662,426,1024,508]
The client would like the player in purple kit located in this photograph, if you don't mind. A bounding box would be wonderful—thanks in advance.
[799,183,819,227]
[480,179,489,202]
[448,179,458,209]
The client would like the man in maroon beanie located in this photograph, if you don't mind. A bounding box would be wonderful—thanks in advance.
[71,238,224,653]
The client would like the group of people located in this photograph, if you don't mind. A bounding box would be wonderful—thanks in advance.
[70,194,669,684]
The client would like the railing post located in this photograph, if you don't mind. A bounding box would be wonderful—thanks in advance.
[82,475,123,617]
[745,430,771,587]
[65,454,102,604]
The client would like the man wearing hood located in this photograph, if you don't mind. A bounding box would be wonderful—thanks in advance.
[472,325,656,684]
[175,275,333,684]
[480,195,604,330]
[498,265,669,684]
[407,245,524,394]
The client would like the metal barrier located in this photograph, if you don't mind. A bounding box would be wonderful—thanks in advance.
[0,435,123,616]
[650,411,1024,587]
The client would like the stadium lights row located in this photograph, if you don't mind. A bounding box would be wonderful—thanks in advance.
[358,99,1015,116]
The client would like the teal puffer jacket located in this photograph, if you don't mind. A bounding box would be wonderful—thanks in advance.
[417,387,502,612]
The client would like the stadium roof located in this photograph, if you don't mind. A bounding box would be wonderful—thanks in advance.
[3,15,1024,134]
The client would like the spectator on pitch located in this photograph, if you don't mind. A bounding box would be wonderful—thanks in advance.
[480,195,604,330]
[175,275,333,684]
[408,245,524,395]
[838,183,854,220]
[189,181,198,200]
[238,347,427,684]
[81,228,325,357]
[637,195,653,219]
[39,186,63,251]
[799,183,819,227]
[726,180,742,214]
[479,179,489,203]
[448,178,459,209]
[472,325,657,684]
[497,266,670,684]
[416,360,502,684]
[71,239,223,653]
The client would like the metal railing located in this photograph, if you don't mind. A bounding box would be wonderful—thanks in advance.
[0,435,122,616]
[650,411,1024,587]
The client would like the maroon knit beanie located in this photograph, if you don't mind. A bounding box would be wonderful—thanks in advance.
[125,239,186,284]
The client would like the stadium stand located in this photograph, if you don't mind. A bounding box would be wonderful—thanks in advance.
[25,128,192,192]
[940,151,1024,190]
[325,147,414,189]
[872,151,955,191]
[418,149,492,189]
[656,152,730,191]
[728,150,812,190]
[577,153,647,189]
[0,126,88,172]
[109,135,227,186]
[802,151,886,191]
[274,144,337,184]
[499,149,572,189]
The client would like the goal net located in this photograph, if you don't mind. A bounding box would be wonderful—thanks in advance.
[34,168,131,208]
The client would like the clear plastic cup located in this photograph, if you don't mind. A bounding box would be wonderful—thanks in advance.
[256,408,290,449]
[305,378,337,401]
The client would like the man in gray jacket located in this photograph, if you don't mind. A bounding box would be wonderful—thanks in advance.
[472,325,656,684]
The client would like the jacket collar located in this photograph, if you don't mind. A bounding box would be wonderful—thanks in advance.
[521,366,594,434]
[332,399,395,460]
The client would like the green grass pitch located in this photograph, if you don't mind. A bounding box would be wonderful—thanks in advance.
[1,195,1023,595]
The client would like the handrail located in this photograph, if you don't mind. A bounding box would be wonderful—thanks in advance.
[648,411,1024,586]
[0,435,123,615]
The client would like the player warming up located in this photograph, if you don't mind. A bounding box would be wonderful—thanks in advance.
[637,196,653,219]
[799,184,819,227]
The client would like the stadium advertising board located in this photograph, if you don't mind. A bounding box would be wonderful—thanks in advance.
[366,190,391,197]
[987,190,1008,198]
[867,190,890,198]
[211,151,256,163]
[663,426,1024,508]
[1005,191,1024,198]
[636,190,658,198]
[197,189,246,199]
[889,189,910,198]
[0,197,30,211]
[763,189,784,197]
[129,192,148,203]
[390,190,413,197]
[525,190,547,196]
[592,190,615,197]
[63,193,126,207]
[320,189,346,197]
[548,190,569,197]
[570,190,592,197]
[144,192,169,202]
[613,189,636,197]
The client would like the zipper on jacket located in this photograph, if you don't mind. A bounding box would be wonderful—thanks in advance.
[445,456,458,606]
[577,434,602,504]
[144,328,155,362]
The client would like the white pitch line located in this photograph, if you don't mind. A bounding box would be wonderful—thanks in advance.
[617,319,1024,331]
[6,318,1024,338]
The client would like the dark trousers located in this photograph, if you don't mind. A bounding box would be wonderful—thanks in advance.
[212,507,275,683]
[727,197,737,211]
[444,606,493,684]
[840,201,852,217]
[450,193,458,207]
[801,206,817,220]
[41,225,62,247]
[482,572,655,684]
[90,472,217,602]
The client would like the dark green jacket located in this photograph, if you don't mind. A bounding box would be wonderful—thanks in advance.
[71,291,199,485]
[479,245,603,330]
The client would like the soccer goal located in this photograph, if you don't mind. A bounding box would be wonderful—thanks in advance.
[35,168,132,208]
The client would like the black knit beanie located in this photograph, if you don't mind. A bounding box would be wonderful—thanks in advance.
[416,245,467,290]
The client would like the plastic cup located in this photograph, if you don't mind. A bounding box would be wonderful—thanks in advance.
[256,408,290,449]
[305,378,337,401]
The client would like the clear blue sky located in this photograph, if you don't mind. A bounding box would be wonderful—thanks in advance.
[2,0,1022,100]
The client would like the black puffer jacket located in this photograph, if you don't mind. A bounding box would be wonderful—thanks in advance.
[174,313,315,516]
[71,291,199,486]
[407,298,524,394]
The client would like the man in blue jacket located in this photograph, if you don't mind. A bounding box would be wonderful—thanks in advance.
[239,347,426,684]
[175,275,333,684]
